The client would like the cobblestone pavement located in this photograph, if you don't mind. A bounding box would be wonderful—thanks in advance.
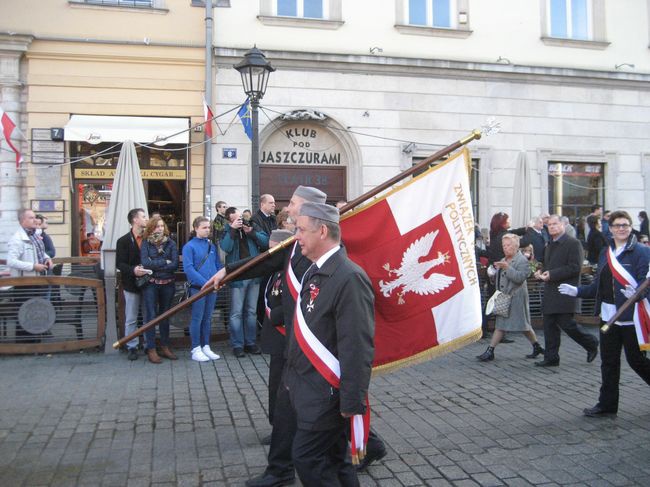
[2,331,650,486]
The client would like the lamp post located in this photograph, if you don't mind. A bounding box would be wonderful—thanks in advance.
[234,46,275,211]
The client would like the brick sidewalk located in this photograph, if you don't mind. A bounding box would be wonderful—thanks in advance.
[1,331,649,486]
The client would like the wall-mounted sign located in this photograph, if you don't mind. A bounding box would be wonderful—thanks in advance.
[31,128,65,165]
[30,200,65,224]
[222,148,237,159]
[261,122,347,166]
[74,168,186,180]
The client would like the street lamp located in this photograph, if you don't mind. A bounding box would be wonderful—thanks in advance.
[234,46,276,212]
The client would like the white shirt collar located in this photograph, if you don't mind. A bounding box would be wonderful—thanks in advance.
[315,245,341,269]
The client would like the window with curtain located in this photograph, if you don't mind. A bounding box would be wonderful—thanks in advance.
[548,0,592,40]
[408,0,454,28]
[277,0,325,19]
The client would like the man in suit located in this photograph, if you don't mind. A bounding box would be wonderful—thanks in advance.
[251,194,278,251]
[115,208,149,361]
[286,201,374,486]
[534,214,599,367]
[206,186,386,487]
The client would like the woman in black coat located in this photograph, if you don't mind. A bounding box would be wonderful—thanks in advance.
[586,214,608,265]
[638,211,649,239]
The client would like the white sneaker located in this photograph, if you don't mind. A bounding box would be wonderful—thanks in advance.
[191,346,210,362]
[202,345,221,360]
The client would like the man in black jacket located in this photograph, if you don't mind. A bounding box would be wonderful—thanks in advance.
[534,215,599,367]
[286,201,374,486]
[115,208,149,361]
[251,194,278,251]
[520,216,546,264]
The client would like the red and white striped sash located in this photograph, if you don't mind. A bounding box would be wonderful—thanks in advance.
[606,247,650,350]
[292,264,370,464]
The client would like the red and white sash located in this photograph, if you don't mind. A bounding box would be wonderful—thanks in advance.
[292,261,370,464]
[606,247,650,350]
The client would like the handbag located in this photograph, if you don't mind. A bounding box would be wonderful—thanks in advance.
[135,273,152,289]
[486,290,512,318]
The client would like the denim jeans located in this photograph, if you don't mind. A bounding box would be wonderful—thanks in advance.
[189,287,217,350]
[123,290,142,350]
[142,282,175,350]
[229,279,259,349]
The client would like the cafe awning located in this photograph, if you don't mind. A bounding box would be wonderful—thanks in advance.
[64,115,189,145]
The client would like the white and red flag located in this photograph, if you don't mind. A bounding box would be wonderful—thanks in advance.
[0,107,23,169]
[203,98,214,138]
[341,148,482,372]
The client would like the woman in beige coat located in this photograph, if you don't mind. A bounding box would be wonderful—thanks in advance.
[477,233,544,361]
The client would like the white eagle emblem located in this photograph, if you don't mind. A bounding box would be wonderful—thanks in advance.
[379,230,455,305]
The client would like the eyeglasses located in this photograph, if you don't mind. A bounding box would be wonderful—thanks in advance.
[610,224,631,229]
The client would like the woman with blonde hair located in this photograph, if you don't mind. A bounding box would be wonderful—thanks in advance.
[140,216,179,364]
[477,233,544,361]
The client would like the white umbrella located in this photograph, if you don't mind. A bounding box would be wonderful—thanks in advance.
[511,151,532,228]
[101,140,148,353]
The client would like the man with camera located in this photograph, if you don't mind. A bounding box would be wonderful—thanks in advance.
[220,206,267,357]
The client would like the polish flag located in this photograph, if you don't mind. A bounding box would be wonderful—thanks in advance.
[203,98,214,138]
[0,108,23,169]
[341,149,482,372]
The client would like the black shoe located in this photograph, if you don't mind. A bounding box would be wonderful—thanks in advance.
[583,405,617,418]
[245,344,262,355]
[535,358,559,367]
[587,348,598,363]
[500,337,515,344]
[245,472,295,487]
[260,434,272,445]
[127,348,138,361]
[356,446,387,472]
[476,347,494,362]
[526,343,545,359]
[233,347,245,358]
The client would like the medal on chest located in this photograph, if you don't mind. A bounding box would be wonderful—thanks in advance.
[306,283,320,313]
[271,277,282,296]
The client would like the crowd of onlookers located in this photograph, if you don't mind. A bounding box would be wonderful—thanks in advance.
[475,206,650,418]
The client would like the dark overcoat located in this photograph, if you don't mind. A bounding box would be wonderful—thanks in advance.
[116,231,141,293]
[285,248,375,431]
[541,233,584,314]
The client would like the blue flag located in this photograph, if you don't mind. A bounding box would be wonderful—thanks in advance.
[238,99,253,140]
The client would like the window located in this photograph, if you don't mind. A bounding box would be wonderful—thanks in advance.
[277,0,324,18]
[258,0,342,29]
[548,0,591,40]
[547,162,604,223]
[395,0,471,38]
[408,0,455,28]
[83,0,153,6]
[540,0,608,49]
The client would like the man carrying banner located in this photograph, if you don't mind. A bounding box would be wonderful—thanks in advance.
[286,201,374,486]
[205,186,386,487]
[559,210,650,417]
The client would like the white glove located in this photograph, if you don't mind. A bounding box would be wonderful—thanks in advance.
[487,265,496,277]
[558,284,578,297]
[621,284,636,299]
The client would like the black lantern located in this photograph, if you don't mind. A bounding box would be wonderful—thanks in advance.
[234,47,275,212]
[234,46,276,103]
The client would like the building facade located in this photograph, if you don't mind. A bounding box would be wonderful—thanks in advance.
[0,0,210,259]
[212,0,650,230]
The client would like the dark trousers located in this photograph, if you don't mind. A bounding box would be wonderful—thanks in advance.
[264,379,385,478]
[268,353,285,426]
[598,324,650,411]
[293,425,359,487]
[542,312,598,361]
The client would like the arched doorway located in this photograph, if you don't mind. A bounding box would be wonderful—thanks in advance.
[259,109,361,207]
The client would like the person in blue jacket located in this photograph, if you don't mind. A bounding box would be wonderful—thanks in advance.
[559,210,650,417]
[140,216,179,364]
[220,206,266,357]
[183,216,223,362]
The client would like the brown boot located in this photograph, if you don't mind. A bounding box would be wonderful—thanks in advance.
[160,346,178,360]
[147,349,162,364]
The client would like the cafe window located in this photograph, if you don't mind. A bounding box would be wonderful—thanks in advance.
[548,161,604,221]
[70,141,188,256]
